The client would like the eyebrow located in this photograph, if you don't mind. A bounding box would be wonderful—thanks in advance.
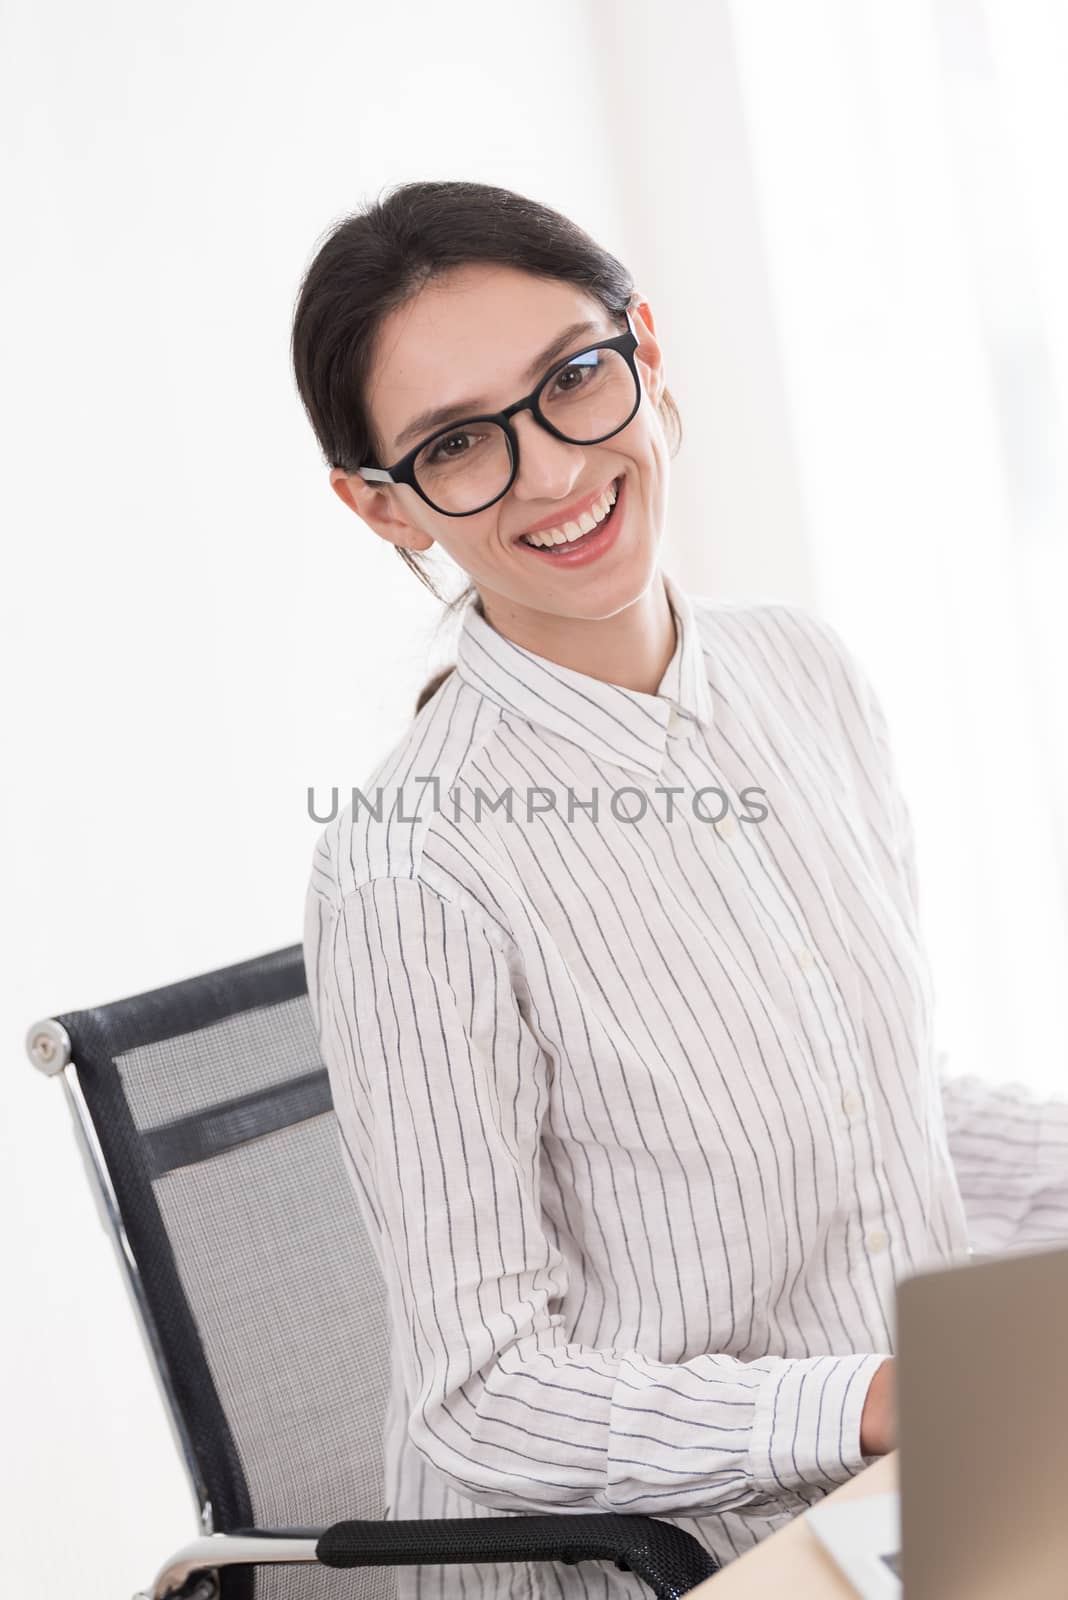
[390,318,604,457]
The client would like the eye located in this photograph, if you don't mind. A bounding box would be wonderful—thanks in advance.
[550,353,600,395]
[427,430,475,463]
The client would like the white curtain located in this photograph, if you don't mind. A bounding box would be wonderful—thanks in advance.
[717,0,1068,1093]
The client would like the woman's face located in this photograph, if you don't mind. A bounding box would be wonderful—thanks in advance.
[330,262,669,627]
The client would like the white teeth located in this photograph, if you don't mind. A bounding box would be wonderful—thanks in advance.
[522,480,619,548]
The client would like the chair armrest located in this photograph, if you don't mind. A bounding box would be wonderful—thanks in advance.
[318,1513,720,1599]
[137,1514,719,1600]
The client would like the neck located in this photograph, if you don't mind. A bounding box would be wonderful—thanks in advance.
[475,572,676,696]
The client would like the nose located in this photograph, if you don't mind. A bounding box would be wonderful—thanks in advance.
[508,409,586,503]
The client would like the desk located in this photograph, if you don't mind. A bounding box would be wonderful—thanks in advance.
[693,1453,899,1597]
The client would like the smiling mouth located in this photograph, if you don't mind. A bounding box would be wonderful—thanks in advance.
[517,477,623,551]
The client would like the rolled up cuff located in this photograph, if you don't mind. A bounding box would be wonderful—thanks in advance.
[749,1352,890,1496]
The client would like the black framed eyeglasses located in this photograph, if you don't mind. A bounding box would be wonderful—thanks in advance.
[355,309,643,517]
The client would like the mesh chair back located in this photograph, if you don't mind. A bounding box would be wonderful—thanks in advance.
[55,945,395,1600]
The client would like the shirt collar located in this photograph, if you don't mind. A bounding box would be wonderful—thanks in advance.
[453,569,714,780]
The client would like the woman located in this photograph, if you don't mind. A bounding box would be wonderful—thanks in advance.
[293,180,1068,1594]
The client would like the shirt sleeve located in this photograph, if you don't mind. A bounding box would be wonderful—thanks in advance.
[938,1074,1068,1250]
[305,871,888,1518]
[798,611,1068,1255]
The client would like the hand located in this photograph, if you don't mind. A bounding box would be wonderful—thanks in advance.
[859,1357,897,1456]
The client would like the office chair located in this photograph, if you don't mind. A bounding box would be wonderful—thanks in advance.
[26,944,721,1600]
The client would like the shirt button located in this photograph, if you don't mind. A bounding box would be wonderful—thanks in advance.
[796,947,815,970]
[866,1229,889,1254]
[717,811,737,838]
[842,1089,863,1117]
[667,706,680,734]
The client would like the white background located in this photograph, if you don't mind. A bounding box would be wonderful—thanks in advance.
[3,1,1066,1595]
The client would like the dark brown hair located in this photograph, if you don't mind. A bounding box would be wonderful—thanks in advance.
[290,180,683,714]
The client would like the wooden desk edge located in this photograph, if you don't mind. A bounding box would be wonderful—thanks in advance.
[690,1452,900,1597]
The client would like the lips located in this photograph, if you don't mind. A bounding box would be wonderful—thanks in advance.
[514,474,627,568]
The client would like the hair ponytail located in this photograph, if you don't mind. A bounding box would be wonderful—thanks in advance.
[414,664,456,715]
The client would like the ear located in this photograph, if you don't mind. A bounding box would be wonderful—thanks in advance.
[328,468,435,552]
[628,294,665,408]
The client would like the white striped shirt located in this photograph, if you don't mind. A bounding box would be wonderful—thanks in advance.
[303,570,1068,1595]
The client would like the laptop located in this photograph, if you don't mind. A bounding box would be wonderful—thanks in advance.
[804,1241,1068,1599]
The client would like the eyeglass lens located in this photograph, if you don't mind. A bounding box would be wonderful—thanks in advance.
[412,345,638,514]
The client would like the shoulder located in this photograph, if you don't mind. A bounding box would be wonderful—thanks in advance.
[305,667,507,916]
[688,594,876,726]
[688,592,853,668]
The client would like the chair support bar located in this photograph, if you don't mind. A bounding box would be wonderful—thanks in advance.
[137,1531,320,1599]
